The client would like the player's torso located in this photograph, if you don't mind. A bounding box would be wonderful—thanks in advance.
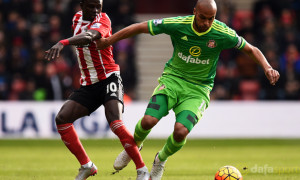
[72,12,119,85]
[165,18,226,87]
[170,26,223,69]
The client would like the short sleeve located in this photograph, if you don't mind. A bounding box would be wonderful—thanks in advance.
[222,28,246,50]
[90,13,111,37]
[90,22,102,33]
[234,35,247,50]
[148,18,172,36]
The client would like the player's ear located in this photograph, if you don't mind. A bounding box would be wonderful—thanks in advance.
[193,8,196,15]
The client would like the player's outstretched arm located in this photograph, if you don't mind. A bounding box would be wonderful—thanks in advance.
[240,42,280,85]
[45,29,101,61]
[96,21,149,50]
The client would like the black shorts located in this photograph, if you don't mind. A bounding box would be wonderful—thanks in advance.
[69,74,124,115]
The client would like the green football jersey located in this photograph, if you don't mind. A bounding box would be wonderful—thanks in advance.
[148,15,246,90]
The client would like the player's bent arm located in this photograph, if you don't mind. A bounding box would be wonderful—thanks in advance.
[108,21,149,45]
[45,30,101,61]
[240,42,280,85]
[65,29,101,46]
[96,21,149,50]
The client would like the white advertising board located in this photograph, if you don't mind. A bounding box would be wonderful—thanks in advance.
[0,101,299,138]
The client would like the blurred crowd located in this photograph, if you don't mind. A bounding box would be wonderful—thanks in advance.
[0,0,299,101]
[211,0,300,100]
[0,0,137,101]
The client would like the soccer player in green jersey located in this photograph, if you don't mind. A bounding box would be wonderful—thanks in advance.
[97,0,280,179]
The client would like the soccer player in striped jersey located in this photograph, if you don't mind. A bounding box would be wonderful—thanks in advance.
[45,0,149,180]
[97,0,280,179]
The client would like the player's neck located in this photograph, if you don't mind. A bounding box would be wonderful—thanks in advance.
[82,15,92,21]
[192,22,202,33]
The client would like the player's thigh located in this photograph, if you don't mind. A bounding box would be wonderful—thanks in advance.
[103,74,124,123]
[68,85,102,115]
[145,77,178,120]
[174,97,209,132]
[67,74,123,118]
[103,74,124,108]
[56,100,89,124]
[145,94,170,120]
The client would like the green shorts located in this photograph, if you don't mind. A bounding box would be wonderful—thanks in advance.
[145,74,210,131]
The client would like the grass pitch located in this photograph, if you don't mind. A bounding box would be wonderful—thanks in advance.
[0,139,299,180]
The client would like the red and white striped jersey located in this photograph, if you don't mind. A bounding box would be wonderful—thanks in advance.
[72,11,120,86]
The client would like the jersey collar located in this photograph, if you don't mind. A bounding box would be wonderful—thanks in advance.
[191,15,212,36]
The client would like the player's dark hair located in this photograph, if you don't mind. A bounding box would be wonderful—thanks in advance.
[80,0,103,4]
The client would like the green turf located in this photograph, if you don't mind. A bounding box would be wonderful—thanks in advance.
[0,139,299,180]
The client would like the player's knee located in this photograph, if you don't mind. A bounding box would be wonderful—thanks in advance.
[141,115,158,130]
[55,113,67,125]
[173,124,189,142]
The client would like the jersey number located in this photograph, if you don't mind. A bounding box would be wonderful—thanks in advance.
[107,82,117,93]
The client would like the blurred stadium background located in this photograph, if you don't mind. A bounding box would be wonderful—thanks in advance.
[0,0,300,179]
[1,0,299,137]
[0,0,299,102]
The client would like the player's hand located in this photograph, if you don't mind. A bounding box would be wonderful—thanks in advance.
[45,42,64,61]
[96,38,109,50]
[264,67,280,86]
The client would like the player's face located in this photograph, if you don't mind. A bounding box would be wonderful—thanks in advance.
[193,6,216,32]
[81,0,102,21]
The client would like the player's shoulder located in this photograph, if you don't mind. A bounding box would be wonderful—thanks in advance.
[74,11,83,16]
[211,19,236,37]
[212,19,232,29]
[93,12,110,23]
[162,15,194,24]
[99,12,109,20]
[73,11,83,22]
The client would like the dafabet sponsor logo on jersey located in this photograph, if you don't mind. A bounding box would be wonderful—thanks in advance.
[178,46,210,64]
